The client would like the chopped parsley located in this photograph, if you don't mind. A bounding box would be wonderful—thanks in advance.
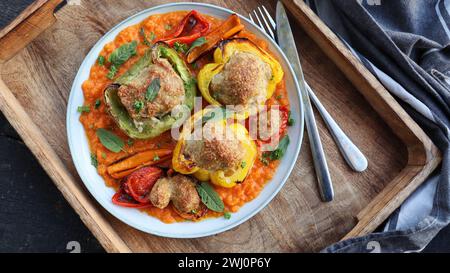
[101,152,107,159]
[153,155,160,161]
[173,42,189,54]
[97,56,105,66]
[260,157,270,166]
[276,94,283,100]
[240,161,247,169]
[94,99,101,109]
[149,32,156,41]
[106,65,118,79]
[140,27,152,47]
[164,24,172,30]
[90,153,98,168]
[288,111,295,126]
[133,100,144,113]
[268,135,290,160]
[224,212,232,220]
[77,105,90,113]
[127,139,134,146]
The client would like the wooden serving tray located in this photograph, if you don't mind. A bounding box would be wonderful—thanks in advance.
[0,0,441,252]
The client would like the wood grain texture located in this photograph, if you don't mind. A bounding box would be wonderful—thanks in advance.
[0,0,63,62]
[0,0,48,39]
[0,0,440,252]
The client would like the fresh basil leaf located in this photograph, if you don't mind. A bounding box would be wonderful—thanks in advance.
[108,41,137,66]
[269,135,290,160]
[187,37,207,53]
[77,105,90,113]
[96,128,124,153]
[201,107,231,124]
[145,78,161,102]
[196,182,224,212]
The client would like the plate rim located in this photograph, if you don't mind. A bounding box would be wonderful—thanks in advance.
[66,1,304,238]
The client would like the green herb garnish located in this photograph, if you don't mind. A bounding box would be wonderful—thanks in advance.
[145,78,161,102]
[108,40,137,66]
[196,182,225,212]
[94,99,101,109]
[133,100,144,113]
[90,153,98,168]
[101,152,107,159]
[164,24,172,30]
[140,27,152,47]
[260,157,270,166]
[107,65,118,79]
[96,128,124,153]
[240,161,247,169]
[127,139,134,146]
[288,111,295,126]
[77,105,90,113]
[153,155,160,161]
[188,37,207,53]
[276,94,283,100]
[269,135,290,160]
[173,42,189,54]
[149,32,156,41]
[97,56,105,66]
[224,212,232,220]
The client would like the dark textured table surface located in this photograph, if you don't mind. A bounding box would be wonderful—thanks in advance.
[0,0,449,253]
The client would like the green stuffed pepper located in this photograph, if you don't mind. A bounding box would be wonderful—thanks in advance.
[104,43,196,139]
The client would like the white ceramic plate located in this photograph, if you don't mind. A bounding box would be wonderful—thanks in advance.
[67,2,304,238]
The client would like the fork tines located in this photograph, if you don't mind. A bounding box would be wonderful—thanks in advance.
[249,5,276,40]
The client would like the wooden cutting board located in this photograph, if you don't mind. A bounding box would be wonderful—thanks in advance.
[0,0,441,252]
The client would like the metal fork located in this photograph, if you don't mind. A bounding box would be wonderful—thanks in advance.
[249,5,368,172]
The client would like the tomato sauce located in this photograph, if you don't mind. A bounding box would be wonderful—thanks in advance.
[80,11,289,223]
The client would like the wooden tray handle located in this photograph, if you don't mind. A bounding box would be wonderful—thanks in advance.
[0,0,64,63]
[0,77,131,252]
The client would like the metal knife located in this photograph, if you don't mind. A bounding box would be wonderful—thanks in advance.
[276,1,334,202]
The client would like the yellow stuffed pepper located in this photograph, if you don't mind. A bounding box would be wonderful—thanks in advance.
[197,38,284,119]
[172,108,257,188]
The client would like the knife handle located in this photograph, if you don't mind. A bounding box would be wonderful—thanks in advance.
[303,94,334,202]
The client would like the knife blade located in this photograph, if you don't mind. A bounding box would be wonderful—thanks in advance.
[276,1,334,202]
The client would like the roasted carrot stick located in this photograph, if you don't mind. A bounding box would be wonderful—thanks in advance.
[186,14,244,63]
[107,149,172,177]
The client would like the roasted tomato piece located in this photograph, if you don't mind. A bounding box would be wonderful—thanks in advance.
[123,166,163,204]
[112,190,152,208]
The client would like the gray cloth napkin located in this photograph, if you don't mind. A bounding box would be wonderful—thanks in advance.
[304,0,450,252]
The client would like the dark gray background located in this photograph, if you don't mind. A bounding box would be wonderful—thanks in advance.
[0,0,448,253]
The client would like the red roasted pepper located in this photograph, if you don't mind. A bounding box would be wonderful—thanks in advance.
[157,10,210,46]
[112,190,153,208]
